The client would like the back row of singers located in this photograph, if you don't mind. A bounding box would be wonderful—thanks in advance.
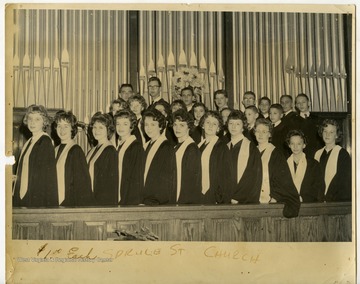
[13,104,351,219]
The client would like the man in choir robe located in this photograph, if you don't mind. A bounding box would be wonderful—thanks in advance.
[295,93,323,158]
[148,77,170,107]
[258,96,271,120]
[180,87,196,113]
[280,94,299,131]
[214,89,229,112]
[118,83,134,102]
[269,103,290,157]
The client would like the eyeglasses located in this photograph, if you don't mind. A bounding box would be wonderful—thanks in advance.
[148,85,160,89]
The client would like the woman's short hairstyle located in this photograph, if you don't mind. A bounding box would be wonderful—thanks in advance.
[226,110,247,129]
[318,119,342,143]
[128,94,148,110]
[142,108,167,134]
[255,117,273,133]
[153,100,171,118]
[191,102,208,116]
[199,110,224,133]
[172,109,195,131]
[170,99,187,112]
[53,110,79,139]
[89,112,115,140]
[23,104,51,130]
[114,109,138,130]
[286,129,308,146]
[110,98,129,112]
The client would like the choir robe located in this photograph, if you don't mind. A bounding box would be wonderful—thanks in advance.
[260,144,301,218]
[175,137,202,204]
[244,127,257,145]
[315,146,351,202]
[87,143,118,206]
[56,143,95,206]
[164,125,177,147]
[190,125,203,145]
[281,111,299,131]
[287,153,325,202]
[143,137,177,205]
[297,114,323,158]
[132,118,150,146]
[229,138,262,204]
[219,130,231,144]
[117,136,144,205]
[13,134,58,207]
[271,121,290,158]
[199,138,232,204]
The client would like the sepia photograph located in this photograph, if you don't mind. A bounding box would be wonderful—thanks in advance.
[5,2,356,283]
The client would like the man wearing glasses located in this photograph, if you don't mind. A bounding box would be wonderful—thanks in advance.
[147,77,170,107]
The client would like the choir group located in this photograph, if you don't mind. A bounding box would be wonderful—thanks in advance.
[12,77,352,218]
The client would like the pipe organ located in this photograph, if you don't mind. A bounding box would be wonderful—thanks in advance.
[10,9,351,152]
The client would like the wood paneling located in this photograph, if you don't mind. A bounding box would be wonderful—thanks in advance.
[12,203,352,242]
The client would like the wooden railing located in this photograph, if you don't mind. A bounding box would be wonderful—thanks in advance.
[12,202,352,242]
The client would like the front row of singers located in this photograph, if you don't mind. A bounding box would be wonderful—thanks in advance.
[13,104,351,218]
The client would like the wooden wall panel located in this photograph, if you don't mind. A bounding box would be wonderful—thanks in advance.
[12,203,352,242]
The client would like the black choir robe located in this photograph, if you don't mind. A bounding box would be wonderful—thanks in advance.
[297,114,323,158]
[58,144,95,206]
[244,127,257,145]
[88,145,119,206]
[282,111,299,131]
[261,147,301,218]
[318,147,351,202]
[164,125,177,147]
[271,121,290,157]
[176,142,202,204]
[200,140,233,204]
[143,140,177,205]
[118,139,144,205]
[132,119,150,146]
[288,155,325,202]
[229,139,262,204]
[13,135,58,207]
[190,125,203,145]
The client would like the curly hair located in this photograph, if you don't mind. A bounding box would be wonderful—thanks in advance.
[318,119,342,143]
[226,110,247,130]
[199,110,223,133]
[142,108,167,134]
[89,112,115,140]
[128,95,148,111]
[171,109,195,131]
[23,104,51,130]
[114,109,138,131]
[286,129,308,146]
[255,118,273,133]
[53,110,79,139]
[170,99,187,113]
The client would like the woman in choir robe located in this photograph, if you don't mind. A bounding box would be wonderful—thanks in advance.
[128,94,149,146]
[315,119,351,202]
[108,98,129,148]
[255,118,300,218]
[198,111,232,204]
[13,104,58,207]
[226,110,262,204]
[152,100,177,147]
[190,102,207,144]
[172,109,202,204]
[142,109,176,205]
[286,130,325,202]
[53,111,94,206]
[170,99,187,114]
[87,113,118,206]
[114,110,144,205]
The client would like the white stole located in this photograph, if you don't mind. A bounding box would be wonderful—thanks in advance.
[198,136,218,194]
[55,140,76,205]
[175,136,194,201]
[86,140,112,192]
[143,135,167,184]
[14,132,50,199]
[287,153,307,201]
[259,143,275,203]
[228,137,250,183]
[117,135,136,202]
[314,145,341,194]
